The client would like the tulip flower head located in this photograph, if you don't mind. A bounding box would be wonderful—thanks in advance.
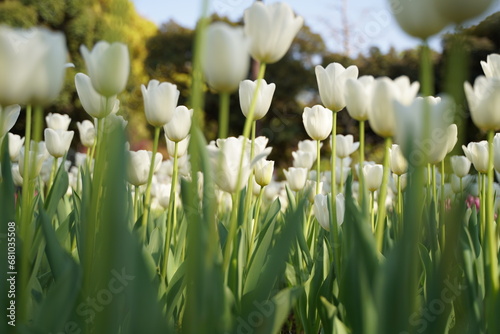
[284,167,308,192]
[76,120,96,148]
[75,73,120,119]
[314,193,345,231]
[303,105,333,141]
[450,155,472,178]
[239,79,276,120]
[44,128,74,158]
[434,0,494,24]
[369,76,419,138]
[7,133,24,162]
[164,106,193,143]
[390,144,408,176]
[363,164,384,192]
[127,150,163,187]
[203,22,250,93]
[315,63,359,112]
[345,76,374,121]
[45,113,71,131]
[254,159,275,187]
[463,141,489,174]
[244,2,303,64]
[80,41,130,97]
[389,0,449,39]
[464,76,500,131]
[481,54,500,79]
[335,134,359,159]
[142,79,180,127]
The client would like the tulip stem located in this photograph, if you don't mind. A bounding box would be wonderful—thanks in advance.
[359,120,365,204]
[243,121,257,230]
[19,104,33,322]
[223,62,266,273]
[375,136,392,253]
[328,112,341,277]
[370,190,375,232]
[420,41,433,96]
[316,139,321,195]
[218,92,230,139]
[480,173,486,242]
[397,176,402,236]
[486,130,499,293]
[134,185,140,223]
[439,160,446,248]
[142,126,161,242]
[163,141,179,282]
[249,187,265,258]
[48,157,58,191]
[331,112,337,197]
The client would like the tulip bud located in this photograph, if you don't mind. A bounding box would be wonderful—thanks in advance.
[363,164,384,192]
[19,142,47,179]
[254,159,274,187]
[390,144,408,176]
[345,76,374,121]
[45,113,71,131]
[450,155,472,178]
[369,76,419,138]
[284,167,308,192]
[302,105,333,141]
[389,0,449,39]
[335,134,359,159]
[203,22,250,93]
[244,2,303,64]
[8,133,24,162]
[464,76,500,131]
[0,104,20,138]
[164,106,193,143]
[75,73,120,119]
[141,79,180,128]
[127,150,163,187]
[462,141,489,174]
[80,41,130,97]
[166,135,190,158]
[315,63,359,112]
[239,79,276,120]
[298,140,320,161]
[76,120,96,148]
[44,128,74,158]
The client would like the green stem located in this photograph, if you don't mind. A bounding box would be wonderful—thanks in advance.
[223,62,266,273]
[134,185,140,223]
[439,159,446,248]
[48,157,58,191]
[481,173,486,242]
[375,137,392,253]
[142,126,161,242]
[420,41,434,96]
[19,104,32,322]
[397,175,402,236]
[249,187,264,257]
[242,121,257,234]
[370,191,375,232]
[163,141,179,281]
[339,158,344,194]
[359,120,365,203]
[218,91,230,139]
[331,113,337,197]
[486,130,499,292]
[328,112,341,277]
[316,139,321,195]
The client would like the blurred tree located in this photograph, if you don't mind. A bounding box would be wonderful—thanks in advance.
[0,0,156,147]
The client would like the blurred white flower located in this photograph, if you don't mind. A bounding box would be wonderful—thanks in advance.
[335,134,359,159]
[345,75,374,121]
[450,155,472,178]
[434,0,494,24]
[45,113,71,131]
[254,159,274,187]
[463,141,489,174]
[0,104,20,138]
[7,133,24,162]
[75,73,120,119]
[127,150,163,187]
[390,144,408,176]
[76,120,96,148]
[390,0,448,39]
[464,76,500,131]
[363,164,384,192]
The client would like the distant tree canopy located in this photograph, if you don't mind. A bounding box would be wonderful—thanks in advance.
[1,1,499,163]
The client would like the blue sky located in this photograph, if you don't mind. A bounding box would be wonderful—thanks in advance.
[132,0,500,55]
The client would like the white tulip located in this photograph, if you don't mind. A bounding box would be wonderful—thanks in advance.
[464,76,500,131]
[164,106,193,143]
[244,2,303,64]
[7,133,24,162]
[284,167,308,192]
[127,150,163,187]
[494,134,500,173]
[345,76,374,121]
[481,54,500,79]
[363,164,384,192]
[75,73,119,119]
[450,155,472,178]
[80,41,130,97]
[203,22,250,93]
[45,113,71,131]
[298,140,320,161]
[44,128,74,158]
[315,63,359,112]
[254,159,274,187]
[335,134,359,159]
[369,76,419,138]
[239,79,276,120]
[141,79,180,127]
[303,105,333,141]
[19,142,47,179]
[389,0,449,39]
[0,104,20,138]
[76,120,96,148]
[390,144,408,176]
[207,136,271,193]
[314,193,345,231]
[462,141,489,174]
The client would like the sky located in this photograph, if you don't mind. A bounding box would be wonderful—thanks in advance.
[132,0,500,55]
